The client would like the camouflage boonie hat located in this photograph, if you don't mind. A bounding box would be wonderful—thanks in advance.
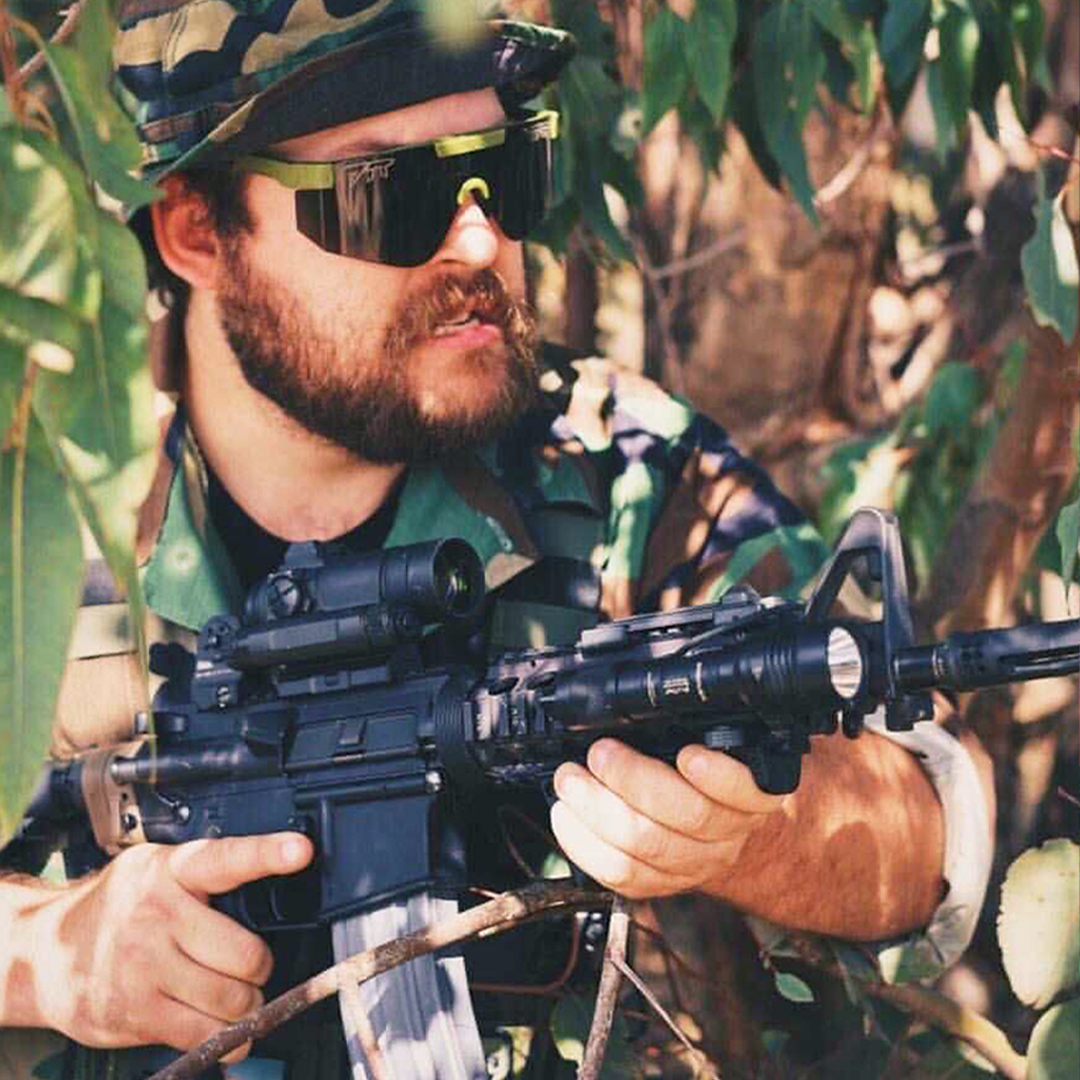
[113,0,575,178]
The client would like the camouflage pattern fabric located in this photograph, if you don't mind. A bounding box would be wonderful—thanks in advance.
[9,343,987,1077]
[111,0,575,177]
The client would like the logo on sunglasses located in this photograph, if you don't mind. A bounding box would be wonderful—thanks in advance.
[353,157,396,184]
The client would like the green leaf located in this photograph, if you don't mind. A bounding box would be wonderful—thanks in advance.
[908,1037,998,1078]
[811,0,861,43]
[936,0,981,134]
[761,1029,790,1058]
[822,34,858,107]
[970,0,1022,130]
[853,21,880,112]
[880,0,931,104]
[0,337,23,442]
[679,92,725,174]
[576,168,634,264]
[774,971,815,1003]
[730,66,783,190]
[529,195,579,255]
[877,937,946,984]
[97,210,149,320]
[753,0,824,224]
[32,288,156,638]
[0,285,88,357]
[0,130,93,316]
[1028,1000,1080,1080]
[0,410,83,844]
[643,6,690,134]
[551,992,639,1078]
[559,55,624,135]
[923,361,982,436]
[998,839,1080,1009]
[687,0,737,122]
[551,0,615,58]
[926,58,959,159]
[33,0,158,210]
[1021,174,1080,343]
[1009,0,1045,84]
[1057,500,1079,606]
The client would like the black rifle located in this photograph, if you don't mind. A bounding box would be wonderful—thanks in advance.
[5,508,1078,932]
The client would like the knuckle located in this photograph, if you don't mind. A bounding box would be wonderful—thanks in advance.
[220,979,258,1020]
[683,799,719,840]
[236,933,273,983]
[600,850,634,891]
[628,817,666,864]
[126,997,165,1045]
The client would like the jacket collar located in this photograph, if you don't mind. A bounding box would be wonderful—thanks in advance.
[139,387,600,631]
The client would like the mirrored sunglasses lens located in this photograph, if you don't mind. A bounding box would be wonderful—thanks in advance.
[490,136,553,240]
[295,189,342,255]
[337,151,459,266]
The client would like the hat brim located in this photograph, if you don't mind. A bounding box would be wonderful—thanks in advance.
[157,19,573,178]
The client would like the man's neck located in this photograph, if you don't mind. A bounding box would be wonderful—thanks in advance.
[182,290,405,541]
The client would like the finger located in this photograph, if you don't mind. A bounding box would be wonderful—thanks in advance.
[553,762,724,873]
[675,745,789,814]
[171,896,275,985]
[145,992,253,1061]
[580,741,747,842]
[550,800,697,898]
[158,948,264,1026]
[169,833,313,899]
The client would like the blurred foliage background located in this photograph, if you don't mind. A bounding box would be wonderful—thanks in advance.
[1,0,1078,1077]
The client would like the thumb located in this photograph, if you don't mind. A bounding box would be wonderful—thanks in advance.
[168,832,313,899]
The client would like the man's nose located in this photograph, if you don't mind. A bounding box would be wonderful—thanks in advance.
[432,193,501,269]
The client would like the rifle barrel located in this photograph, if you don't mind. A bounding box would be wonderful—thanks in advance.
[893,619,1080,693]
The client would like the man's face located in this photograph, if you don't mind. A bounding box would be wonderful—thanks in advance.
[214,89,539,464]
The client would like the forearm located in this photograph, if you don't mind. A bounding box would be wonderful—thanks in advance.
[0,872,61,1029]
[708,732,946,940]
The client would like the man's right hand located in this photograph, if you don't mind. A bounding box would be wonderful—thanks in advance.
[14,833,312,1060]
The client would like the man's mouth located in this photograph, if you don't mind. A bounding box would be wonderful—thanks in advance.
[433,314,483,337]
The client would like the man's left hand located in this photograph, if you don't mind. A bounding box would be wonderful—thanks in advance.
[550,738,787,898]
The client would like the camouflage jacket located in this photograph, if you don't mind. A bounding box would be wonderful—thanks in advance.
[4,346,990,1080]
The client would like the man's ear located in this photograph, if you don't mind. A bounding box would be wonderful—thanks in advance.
[150,174,227,291]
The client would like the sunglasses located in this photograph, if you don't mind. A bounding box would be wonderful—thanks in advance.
[232,110,559,268]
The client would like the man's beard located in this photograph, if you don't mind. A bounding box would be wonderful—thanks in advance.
[215,243,540,464]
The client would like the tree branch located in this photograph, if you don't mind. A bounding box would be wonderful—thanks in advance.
[17,0,86,80]
[579,895,631,1080]
[147,882,610,1080]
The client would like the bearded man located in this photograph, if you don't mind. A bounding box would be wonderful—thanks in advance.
[0,2,994,1078]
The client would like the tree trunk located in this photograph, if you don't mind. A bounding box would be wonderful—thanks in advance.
[636,100,897,466]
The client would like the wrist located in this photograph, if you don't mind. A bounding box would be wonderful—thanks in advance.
[0,874,68,1029]
[698,789,793,908]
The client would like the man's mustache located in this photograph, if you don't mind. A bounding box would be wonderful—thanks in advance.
[388,269,535,352]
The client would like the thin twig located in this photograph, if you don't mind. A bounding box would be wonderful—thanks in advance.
[146,882,610,1080]
[338,979,391,1080]
[643,229,746,281]
[1058,785,1080,809]
[579,895,631,1080]
[611,957,692,1060]
[17,0,86,80]
[814,110,889,208]
[632,236,686,396]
